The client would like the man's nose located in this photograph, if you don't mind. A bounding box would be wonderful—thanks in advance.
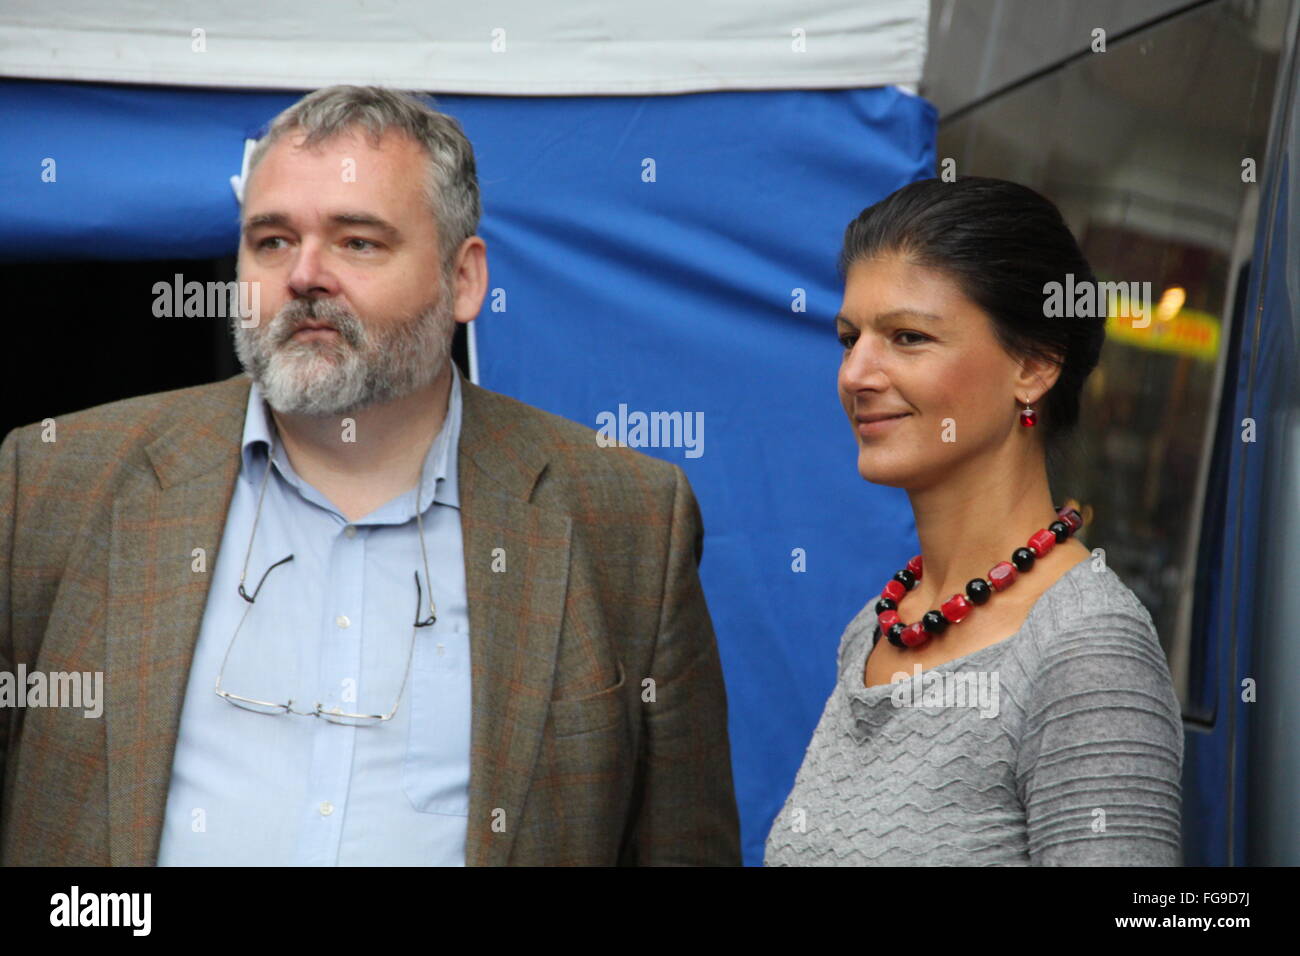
[286,239,340,298]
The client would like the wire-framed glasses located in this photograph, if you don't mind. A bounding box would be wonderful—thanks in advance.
[214,434,438,725]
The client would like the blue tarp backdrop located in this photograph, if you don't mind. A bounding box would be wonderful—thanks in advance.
[1,79,937,864]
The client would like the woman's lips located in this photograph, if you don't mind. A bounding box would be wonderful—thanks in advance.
[857,413,910,438]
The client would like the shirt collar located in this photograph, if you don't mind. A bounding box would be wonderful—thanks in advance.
[240,362,463,516]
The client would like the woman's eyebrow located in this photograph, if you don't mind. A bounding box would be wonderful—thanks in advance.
[835,309,944,327]
[873,309,945,323]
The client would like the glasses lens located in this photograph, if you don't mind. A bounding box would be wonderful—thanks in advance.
[220,694,287,716]
[319,708,383,727]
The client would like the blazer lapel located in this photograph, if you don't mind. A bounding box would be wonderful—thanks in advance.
[457,380,572,866]
[105,376,249,866]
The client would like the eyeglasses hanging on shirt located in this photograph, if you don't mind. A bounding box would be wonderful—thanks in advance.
[214,433,437,725]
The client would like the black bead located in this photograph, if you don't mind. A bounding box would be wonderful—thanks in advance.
[893,569,917,590]
[921,610,949,634]
[1012,547,1036,571]
[1049,520,1070,543]
[875,597,897,615]
[887,622,907,648]
[965,578,992,605]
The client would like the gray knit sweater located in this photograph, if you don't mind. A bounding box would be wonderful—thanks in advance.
[764,558,1183,865]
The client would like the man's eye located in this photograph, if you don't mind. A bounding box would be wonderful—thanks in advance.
[256,237,285,250]
[896,331,928,345]
[345,238,380,251]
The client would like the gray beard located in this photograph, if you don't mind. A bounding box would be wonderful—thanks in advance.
[231,286,456,417]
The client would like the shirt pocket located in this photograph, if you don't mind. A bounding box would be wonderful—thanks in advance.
[402,628,472,816]
[548,660,628,737]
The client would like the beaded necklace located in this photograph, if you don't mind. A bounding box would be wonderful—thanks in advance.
[871,504,1084,649]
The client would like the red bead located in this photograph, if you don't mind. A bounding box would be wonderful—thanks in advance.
[1020,408,1037,427]
[900,622,928,647]
[988,561,1017,591]
[906,554,924,579]
[882,580,906,602]
[940,594,972,623]
[1057,507,1083,533]
[878,609,900,631]
[1028,529,1056,557]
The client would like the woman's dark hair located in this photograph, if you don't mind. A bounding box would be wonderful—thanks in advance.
[839,176,1106,474]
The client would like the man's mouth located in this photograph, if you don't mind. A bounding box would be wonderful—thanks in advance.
[287,322,340,342]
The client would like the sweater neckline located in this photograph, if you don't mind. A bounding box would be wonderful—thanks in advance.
[846,554,1097,700]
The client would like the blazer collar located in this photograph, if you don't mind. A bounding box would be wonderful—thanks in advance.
[142,365,526,500]
[142,376,251,490]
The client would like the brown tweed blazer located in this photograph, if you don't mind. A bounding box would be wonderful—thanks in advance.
[0,373,741,866]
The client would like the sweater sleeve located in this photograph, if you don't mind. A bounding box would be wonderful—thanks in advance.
[1017,617,1184,865]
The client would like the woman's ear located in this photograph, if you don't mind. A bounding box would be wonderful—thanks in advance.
[1016,351,1064,404]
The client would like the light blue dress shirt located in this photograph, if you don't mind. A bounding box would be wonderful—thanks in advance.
[158,366,471,866]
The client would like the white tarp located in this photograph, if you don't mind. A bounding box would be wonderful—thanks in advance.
[0,0,927,94]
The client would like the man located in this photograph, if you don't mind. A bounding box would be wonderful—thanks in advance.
[0,85,740,865]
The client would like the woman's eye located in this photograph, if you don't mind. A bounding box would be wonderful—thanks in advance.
[839,330,928,349]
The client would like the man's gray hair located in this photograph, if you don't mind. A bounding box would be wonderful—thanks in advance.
[244,85,481,272]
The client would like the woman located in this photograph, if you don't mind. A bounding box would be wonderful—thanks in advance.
[764,176,1183,866]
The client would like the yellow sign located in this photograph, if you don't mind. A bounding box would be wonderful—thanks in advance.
[1106,301,1219,361]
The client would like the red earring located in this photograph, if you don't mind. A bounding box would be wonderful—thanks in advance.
[1019,401,1037,427]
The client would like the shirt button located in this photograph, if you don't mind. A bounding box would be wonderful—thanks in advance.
[336,615,351,629]
[319,801,334,816]
[343,525,357,538]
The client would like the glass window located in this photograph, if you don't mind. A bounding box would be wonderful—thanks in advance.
[936,0,1288,720]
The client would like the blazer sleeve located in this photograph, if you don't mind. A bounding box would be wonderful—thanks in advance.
[626,464,742,865]
[1019,621,1184,865]
[0,428,18,832]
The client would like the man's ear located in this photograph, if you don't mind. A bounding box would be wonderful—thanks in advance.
[451,236,488,324]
